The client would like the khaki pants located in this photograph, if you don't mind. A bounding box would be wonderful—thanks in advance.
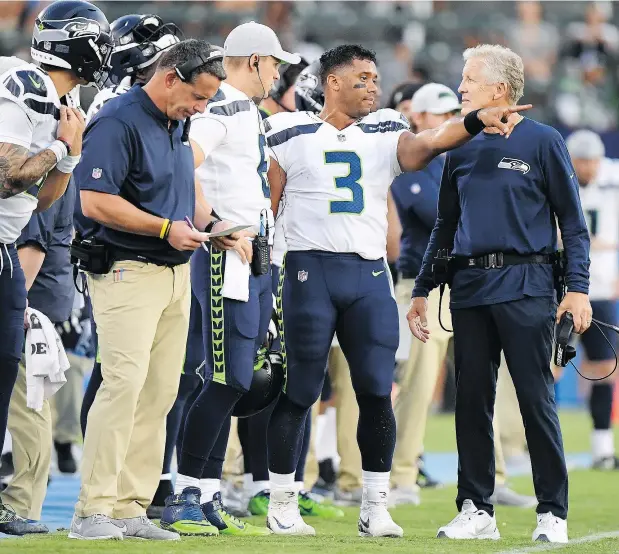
[76,261,190,518]
[330,346,362,492]
[52,351,88,444]
[1,361,51,520]
[391,281,452,488]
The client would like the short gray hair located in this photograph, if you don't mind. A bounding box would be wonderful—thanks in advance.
[462,44,524,104]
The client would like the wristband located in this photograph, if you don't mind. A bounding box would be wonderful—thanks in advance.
[48,140,69,164]
[204,218,220,234]
[160,219,171,240]
[463,109,485,136]
[56,154,81,174]
[164,220,172,240]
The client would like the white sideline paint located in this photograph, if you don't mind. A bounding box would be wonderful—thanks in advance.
[496,530,619,553]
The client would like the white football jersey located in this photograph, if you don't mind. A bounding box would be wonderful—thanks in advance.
[191,82,273,235]
[265,109,410,260]
[272,203,286,268]
[86,76,132,124]
[0,60,79,243]
[579,175,619,300]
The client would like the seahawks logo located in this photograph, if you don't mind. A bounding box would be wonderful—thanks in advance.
[497,157,530,174]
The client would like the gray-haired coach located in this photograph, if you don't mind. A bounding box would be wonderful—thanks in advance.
[409,45,591,544]
[70,39,238,541]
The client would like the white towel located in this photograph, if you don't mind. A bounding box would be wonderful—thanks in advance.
[221,249,251,302]
[25,308,71,412]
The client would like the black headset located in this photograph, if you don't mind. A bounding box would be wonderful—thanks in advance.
[175,47,223,83]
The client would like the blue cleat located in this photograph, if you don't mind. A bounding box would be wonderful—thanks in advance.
[160,486,219,536]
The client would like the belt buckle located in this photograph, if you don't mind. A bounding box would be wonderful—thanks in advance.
[484,253,504,269]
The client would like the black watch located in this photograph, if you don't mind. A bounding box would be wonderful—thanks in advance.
[204,219,220,233]
[57,137,72,155]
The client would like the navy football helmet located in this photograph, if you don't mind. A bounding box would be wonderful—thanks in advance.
[31,0,113,88]
[295,60,323,114]
[108,14,182,85]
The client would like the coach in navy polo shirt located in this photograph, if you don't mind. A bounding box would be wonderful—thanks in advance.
[69,39,235,541]
[409,45,591,543]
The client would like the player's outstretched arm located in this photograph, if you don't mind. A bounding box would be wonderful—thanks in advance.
[268,157,287,215]
[396,104,532,173]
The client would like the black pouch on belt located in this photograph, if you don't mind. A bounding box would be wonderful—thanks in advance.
[252,235,270,276]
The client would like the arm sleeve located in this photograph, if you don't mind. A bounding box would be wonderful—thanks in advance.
[74,117,133,195]
[189,116,227,160]
[543,132,590,294]
[16,209,54,253]
[0,98,33,149]
[412,155,461,298]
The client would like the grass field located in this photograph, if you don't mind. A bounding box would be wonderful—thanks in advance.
[3,410,618,553]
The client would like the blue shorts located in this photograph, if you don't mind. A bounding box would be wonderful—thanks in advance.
[0,244,26,362]
[278,251,399,408]
[191,246,272,392]
[581,300,618,362]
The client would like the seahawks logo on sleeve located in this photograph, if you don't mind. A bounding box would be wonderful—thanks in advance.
[2,66,59,118]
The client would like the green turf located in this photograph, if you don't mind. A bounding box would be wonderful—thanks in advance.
[4,470,619,553]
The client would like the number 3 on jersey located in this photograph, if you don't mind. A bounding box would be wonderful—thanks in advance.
[325,151,364,214]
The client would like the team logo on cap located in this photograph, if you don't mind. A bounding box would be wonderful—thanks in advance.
[497,157,530,175]
[92,168,102,179]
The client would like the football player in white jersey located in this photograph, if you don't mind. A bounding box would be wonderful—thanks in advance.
[263,44,531,537]
[565,130,619,470]
[164,21,299,537]
[0,0,111,534]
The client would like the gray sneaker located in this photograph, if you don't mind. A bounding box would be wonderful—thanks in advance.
[388,486,421,507]
[490,485,537,508]
[333,487,363,507]
[113,515,180,540]
[68,514,123,540]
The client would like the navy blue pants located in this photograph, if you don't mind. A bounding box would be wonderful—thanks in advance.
[0,244,26,455]
[191,246,272,392]
[279,251,399,408]
[451,296,568,519]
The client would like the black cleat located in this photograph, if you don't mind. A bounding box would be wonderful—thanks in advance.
[54,442,77,474]
[416,456,442,489]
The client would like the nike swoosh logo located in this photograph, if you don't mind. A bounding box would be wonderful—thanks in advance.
[372,270,384,277]
[271,516,293,530]
[28,74,42,89]
[359,517,370,529]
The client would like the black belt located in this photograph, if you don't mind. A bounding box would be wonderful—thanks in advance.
[452,252,552,270]
[111,248,176,268]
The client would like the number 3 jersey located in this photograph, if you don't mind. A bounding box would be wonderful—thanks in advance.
[265,109,409,260]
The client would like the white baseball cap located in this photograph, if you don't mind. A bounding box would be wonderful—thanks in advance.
[411,83,461,115]
[224,21,300,65]
[566,129,605,160]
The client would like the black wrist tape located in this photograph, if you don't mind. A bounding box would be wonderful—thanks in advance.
[463,109,485,136]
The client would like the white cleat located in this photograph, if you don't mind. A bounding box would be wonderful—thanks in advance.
[358,506,403,538]
[358,489,403,538]
[532,512,568,543]
[267,489,316,536]
[436,499,500,540]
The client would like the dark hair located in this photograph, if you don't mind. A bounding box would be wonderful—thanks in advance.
[319,45,377,85]
[158,38,226,82]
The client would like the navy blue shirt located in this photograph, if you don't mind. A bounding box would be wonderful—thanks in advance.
[17,178,76,323]
[74,86,195,266]
[391,156,444,276]
[413,118,590,309]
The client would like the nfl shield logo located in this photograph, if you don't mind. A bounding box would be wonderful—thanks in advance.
[92,168,102,179]
[43,41,51,51]
[337,134,346,142]
[298,270,308,282]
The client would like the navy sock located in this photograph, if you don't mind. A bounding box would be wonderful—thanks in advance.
[248,401,276,482]
[80,361,102,438]
[177,380,201,459]
[179,381,243,478]
[201,414,231,479]
[295,414,312,484]
[590,383,613,430]
[0,356,19,452]
[356,394,396,472]
[268,394,309,475]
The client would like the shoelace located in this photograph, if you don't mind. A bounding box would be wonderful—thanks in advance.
[448,510,481,528]
[91,514,111,525]
[0,504,21,524]
[538,513,559,529]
